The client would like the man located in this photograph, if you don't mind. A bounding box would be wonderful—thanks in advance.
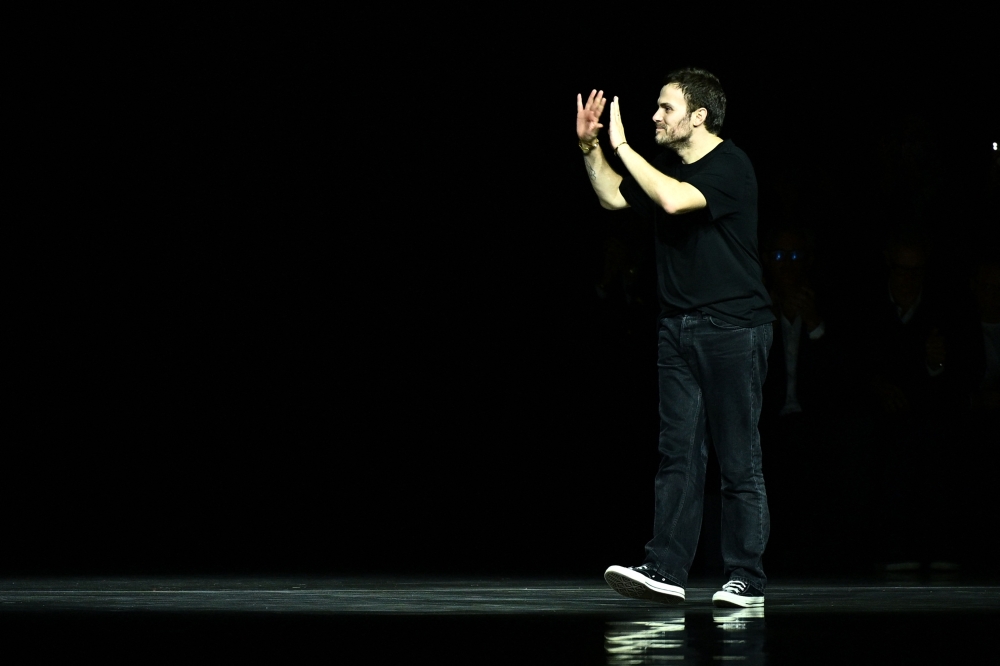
[857,232,953,571]
[576,68,774,608]
[761,228,829,424]
[758,227,839,571]
[949,253,1000,570]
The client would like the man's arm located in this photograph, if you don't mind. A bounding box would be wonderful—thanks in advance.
[608,97,707,215]
[616,144,706,214]
[583,141,629,210]
[577,90,628,210]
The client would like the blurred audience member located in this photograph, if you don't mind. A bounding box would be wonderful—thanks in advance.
[593,225,657,369]
[761,227,834,424]
[868,233,946,410]
[595,235,648,310]
[945,252,1000,567]
[953,254,1000,413]
[758,227,841,569]
[859,229,956,573]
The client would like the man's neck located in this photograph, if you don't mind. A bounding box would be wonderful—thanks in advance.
[676,133,724,164]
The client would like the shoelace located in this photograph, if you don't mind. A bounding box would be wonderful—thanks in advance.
[722,580,748,594]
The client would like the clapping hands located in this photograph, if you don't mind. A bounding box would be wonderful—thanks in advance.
[576,89,606,144]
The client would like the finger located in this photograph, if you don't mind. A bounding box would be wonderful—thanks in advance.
[595,89,604,105]
[577,93,584,112]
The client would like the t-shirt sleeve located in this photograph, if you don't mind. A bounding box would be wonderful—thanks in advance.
[684,150,750,222]
[618,153,673,220]
[618,173,657,219]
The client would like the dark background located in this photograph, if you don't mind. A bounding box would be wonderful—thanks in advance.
[7,11,998,577]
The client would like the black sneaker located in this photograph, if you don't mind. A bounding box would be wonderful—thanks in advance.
[712,579,764,607]
[604,564,685,604]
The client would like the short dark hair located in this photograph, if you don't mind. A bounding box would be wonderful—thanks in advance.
[663,68,726,135]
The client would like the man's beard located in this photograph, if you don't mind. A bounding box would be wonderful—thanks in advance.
[655,117,693,151]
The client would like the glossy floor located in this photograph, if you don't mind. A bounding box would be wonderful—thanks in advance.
[3,576,998,663]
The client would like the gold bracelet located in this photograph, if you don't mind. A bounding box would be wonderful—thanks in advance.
[614,141,628,156]
[579,138,598,154]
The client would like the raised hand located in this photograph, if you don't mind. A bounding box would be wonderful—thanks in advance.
[608,96,627,150]
[577,89,606,143]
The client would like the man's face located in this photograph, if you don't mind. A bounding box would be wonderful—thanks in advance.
[765,231,808,291]
[653,84,694,149]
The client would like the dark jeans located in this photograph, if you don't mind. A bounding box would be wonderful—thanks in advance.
[645,313,772,591]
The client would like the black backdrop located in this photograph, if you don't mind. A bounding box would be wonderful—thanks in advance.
[8,10,998,576]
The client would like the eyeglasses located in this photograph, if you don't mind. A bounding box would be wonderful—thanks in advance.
[770,249,803,262]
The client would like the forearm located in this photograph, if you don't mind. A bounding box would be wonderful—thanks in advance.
[616,144,704,215]
[583,144,627,210]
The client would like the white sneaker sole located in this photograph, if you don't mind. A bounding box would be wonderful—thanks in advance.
[604,566,685,604]
[712,590,765,608]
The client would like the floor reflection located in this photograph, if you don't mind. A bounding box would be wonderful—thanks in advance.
[606,608,766,664]
[712,607,766,664]
[606,612,687,662]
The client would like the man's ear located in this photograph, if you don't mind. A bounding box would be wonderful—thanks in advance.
[692,107,708,128]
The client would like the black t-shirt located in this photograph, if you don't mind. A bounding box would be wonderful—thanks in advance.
[619,139,774,327]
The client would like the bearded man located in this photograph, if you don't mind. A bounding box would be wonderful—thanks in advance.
[577,68,774,608]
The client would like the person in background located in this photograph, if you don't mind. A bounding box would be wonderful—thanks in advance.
[758,226,840,569]
[857,230,953,573]
[944,250,1000,571]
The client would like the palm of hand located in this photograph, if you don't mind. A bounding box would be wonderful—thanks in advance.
[577,90,606,142]
[608,97,626,148]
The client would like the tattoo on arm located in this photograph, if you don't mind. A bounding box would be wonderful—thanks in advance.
[587,163,597,181]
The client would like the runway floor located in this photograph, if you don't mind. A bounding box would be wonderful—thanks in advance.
[3,575,999,663]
